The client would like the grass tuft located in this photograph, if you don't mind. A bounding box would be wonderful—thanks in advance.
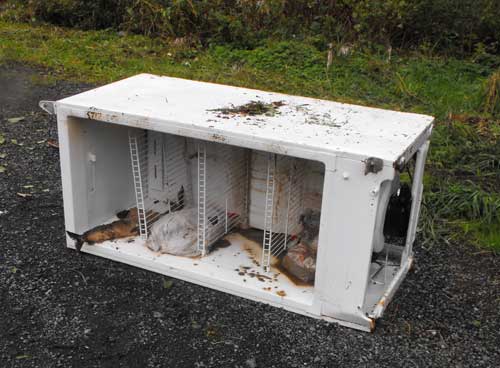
[482,69,500,117]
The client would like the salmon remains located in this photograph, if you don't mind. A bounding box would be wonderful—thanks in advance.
[66,208,139,251]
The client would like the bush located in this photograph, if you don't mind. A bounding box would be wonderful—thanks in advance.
[27,0,129,29]
[1,0,499,54]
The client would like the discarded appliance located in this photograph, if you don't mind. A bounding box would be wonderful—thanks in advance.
[40,74,433,331]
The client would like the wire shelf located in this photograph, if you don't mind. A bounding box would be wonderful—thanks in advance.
[130,130,312,271]
[197,140,248,255]
[129,129,192,238]
[130,129,248,255]
[261,153,305,271]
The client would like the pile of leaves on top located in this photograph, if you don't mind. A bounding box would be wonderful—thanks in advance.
[209,101,285,116]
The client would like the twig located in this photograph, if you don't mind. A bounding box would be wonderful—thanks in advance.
[71,269,88,285]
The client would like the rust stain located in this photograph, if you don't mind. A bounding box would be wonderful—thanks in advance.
[212,134,226,142]
[87,109,103,121]
[369,318,376,332]
[86,108,119,123]
[226,231,314,287]
[274,262,314,287]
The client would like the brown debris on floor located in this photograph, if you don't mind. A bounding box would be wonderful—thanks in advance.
[46,139,59,149]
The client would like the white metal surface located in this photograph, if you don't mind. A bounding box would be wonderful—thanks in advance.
[56,74,433,167]
[49,73,434,332]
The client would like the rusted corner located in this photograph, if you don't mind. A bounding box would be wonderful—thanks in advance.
[369,317,376,332]
[364,157,383,175]
[408,256,415,272]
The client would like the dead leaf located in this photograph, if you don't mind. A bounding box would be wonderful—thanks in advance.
[276,290,287,297]
[0,166,5,173]
[0,153,7,158]
[47,139,59,149]
[16,192,32,199]
[7,116,25,123]
[163,279,174,289]
[11,139,22,146]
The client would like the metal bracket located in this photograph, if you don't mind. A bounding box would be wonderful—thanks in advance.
[393,155,406,172]
[364,157,383,175]
[39,101,56,115]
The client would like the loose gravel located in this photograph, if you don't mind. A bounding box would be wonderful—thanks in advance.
[0,64,499,368]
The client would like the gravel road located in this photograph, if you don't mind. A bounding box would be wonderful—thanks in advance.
[0,63,499,368]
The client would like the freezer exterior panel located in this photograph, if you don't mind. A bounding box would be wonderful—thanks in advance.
[43,74,433,332]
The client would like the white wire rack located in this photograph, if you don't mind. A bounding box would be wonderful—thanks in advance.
[163,133,192,213]
[129,129,192,239]
[129,129,149,239]
[197,140,248,255]
[130,130,307,268]
[262,153,305,271]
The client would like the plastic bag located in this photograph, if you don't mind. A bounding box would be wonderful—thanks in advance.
[147,208,200,257]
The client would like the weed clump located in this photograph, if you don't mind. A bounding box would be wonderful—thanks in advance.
[482,69,500,117]
[423,115,500,250]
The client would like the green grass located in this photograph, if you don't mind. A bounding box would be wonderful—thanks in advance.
[0,22,490,117]
[461,221,500,249]
[1,21,499,250]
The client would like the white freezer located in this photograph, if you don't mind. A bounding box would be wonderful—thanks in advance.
[40,74,433,331]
